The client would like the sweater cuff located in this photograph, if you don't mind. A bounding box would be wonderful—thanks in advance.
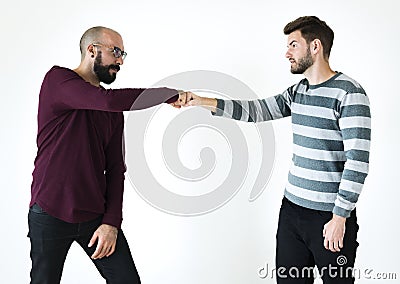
[332,205,351,218]
[211,99,225,116]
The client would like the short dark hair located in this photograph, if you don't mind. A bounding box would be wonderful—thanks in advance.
[284,16,334,59]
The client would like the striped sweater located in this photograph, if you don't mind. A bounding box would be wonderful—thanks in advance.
[213,72,371,217]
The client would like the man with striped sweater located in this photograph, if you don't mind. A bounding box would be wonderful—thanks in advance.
[176,16,370,283]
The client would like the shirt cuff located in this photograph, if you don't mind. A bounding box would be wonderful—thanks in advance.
[211,99,225,116]
[101,213,122,229]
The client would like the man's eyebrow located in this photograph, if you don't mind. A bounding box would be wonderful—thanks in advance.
[287,40,297,47]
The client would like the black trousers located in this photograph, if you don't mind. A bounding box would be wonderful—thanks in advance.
[276,198,359,284]
[28,204,141,284]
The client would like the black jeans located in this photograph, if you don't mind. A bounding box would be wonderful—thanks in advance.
[28,204,141,284]
[276,198,359,284]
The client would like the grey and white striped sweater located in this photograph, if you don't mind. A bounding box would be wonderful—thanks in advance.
[213,72,371,217]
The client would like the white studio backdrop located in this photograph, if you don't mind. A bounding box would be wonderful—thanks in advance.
[1,0,399,283]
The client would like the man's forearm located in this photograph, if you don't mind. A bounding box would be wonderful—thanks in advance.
[201,97,218,113]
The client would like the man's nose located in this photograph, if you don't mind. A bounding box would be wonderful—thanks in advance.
[116,57,124,65]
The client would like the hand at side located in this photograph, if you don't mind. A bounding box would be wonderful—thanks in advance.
[88,224,118,259]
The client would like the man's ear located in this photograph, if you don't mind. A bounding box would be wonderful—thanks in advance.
[87,44,96,59]
[310,39,322,55]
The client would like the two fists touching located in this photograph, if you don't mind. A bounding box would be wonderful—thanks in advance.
[171,91,218,112]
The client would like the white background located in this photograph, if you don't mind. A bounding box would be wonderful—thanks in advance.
[1,0,399,283]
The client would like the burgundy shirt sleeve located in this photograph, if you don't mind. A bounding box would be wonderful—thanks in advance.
[47,66,179,113]
[102,117,126,228]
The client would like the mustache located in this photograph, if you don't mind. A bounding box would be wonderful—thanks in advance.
[108,64,120,71]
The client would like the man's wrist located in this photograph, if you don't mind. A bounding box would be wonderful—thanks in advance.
[332,214,346,223]
[203,97,217,112]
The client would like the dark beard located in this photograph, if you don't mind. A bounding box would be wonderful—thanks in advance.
[290,48,313,74]
[93,51,120,84]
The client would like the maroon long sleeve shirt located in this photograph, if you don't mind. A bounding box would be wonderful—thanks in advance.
[30,66,178,228]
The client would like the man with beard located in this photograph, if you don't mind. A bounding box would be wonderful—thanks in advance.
[176,16,371,283]
[28,26,187,284]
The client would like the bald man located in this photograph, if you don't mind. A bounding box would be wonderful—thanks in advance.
[28,26,186,284]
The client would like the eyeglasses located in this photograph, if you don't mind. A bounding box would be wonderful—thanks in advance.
[92,43,127,60]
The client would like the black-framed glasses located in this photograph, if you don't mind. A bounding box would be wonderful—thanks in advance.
[92,43,127,60]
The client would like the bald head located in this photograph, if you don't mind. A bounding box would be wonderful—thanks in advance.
[79,26,122,60]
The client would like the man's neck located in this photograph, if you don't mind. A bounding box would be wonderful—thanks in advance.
[73,64,100,87]
[303,60,336,86]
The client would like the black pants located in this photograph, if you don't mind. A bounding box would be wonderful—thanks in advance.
[28,204,141,284]
[276,198,359,284]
